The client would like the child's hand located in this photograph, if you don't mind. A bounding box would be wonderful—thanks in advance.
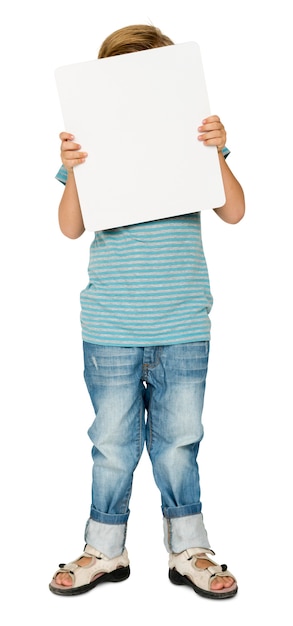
[59,132,88,172]
[197,115,226,152]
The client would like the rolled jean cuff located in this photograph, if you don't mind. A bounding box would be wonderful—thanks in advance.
[90,506,130,525]
[163,502,202,519]
[163,512,210,553]
[85,518,127,558]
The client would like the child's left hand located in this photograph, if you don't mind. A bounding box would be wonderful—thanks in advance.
[197,115,226,152]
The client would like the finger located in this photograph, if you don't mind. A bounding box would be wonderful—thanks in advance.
[63,157,87,169]
[201,139,225,150]
[62,151,88,164]
[59,131,74,141]
[61,140,82,152]
[202,115,220,125]
[61,152,87,167]
[198,130,225,142]
[198,122,223,133]
[202,142,225,150]
[62,151,88,163]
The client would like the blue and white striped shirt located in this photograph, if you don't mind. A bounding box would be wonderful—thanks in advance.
[56,148,229,346]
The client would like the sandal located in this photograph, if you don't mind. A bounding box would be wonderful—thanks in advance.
[169,547,237,599]
[49,544,130,596]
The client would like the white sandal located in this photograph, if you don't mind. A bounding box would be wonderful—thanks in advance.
[169,547,237,599]
[49,544,130,596]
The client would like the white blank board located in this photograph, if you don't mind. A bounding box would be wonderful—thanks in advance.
[55,42,225,231]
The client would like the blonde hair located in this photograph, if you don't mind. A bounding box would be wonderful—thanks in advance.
[98,24,174,58]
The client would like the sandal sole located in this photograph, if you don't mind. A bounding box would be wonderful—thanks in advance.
[169,567,238,600]
[49,565,130,596]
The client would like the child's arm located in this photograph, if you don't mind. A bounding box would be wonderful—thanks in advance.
[198,116,245,224]
[58,132,88,239]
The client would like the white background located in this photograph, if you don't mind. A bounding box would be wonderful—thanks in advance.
[1,0,292,623]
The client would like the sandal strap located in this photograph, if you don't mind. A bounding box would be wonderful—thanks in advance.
[52,546,129,589]
[185,547,215,558]
[83,544,108,559]
[169,548,236,592]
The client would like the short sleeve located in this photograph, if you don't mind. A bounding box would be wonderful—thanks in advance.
[55,164,68,185]
[221,146,230,159]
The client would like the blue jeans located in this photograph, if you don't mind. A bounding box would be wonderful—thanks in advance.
[83,341,211,557]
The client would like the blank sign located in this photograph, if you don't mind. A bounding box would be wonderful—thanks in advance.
[55,42,225,231]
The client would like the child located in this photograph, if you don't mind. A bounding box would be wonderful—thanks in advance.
[49,24,245,599]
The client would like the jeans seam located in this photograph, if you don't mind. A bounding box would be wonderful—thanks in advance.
[146,387,153,454]
[142,346,163,371]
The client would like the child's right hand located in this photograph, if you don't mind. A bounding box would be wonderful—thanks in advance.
[59,132,88,172]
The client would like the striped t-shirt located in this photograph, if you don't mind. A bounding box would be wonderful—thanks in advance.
[56,148,229,346]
